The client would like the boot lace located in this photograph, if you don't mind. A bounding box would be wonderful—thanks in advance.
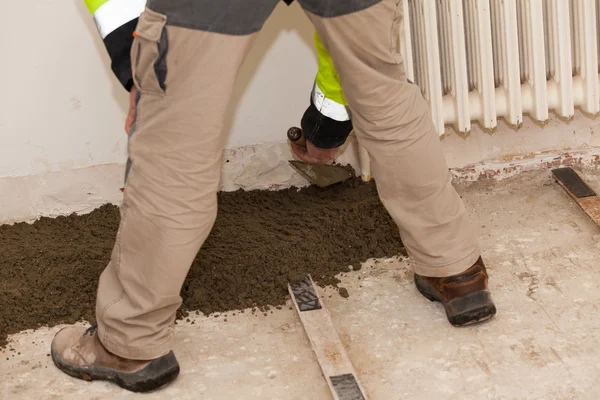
[83,323,98,337]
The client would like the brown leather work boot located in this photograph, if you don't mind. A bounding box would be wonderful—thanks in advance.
[51,323,180,392]
[414,257,496,327]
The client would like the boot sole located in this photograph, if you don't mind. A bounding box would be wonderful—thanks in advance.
[417,286,497,327]
[51,348,180,393]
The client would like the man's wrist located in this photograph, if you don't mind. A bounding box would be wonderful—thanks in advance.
[301,99,353,149]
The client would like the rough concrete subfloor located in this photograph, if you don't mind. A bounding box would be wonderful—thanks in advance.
[2,169,600,400]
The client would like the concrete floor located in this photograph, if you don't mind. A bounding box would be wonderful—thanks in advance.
[2,169,600,399]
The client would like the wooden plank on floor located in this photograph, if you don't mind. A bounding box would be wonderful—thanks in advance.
[288,276,368,400]
[552,167,600,227]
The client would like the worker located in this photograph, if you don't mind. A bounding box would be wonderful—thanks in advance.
[51,0,496,393]
[293,31,353,163]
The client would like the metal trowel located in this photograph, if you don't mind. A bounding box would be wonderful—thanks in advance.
[287,127,353,187]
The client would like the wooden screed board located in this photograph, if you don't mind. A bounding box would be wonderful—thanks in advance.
[552,167,600,227]
[288,276,367,400]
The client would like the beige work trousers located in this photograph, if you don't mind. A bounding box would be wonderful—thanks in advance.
[96,0,480,360]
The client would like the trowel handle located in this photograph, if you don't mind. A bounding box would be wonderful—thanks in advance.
[287,126,306,147]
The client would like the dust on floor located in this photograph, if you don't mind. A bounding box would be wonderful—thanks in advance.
[2,169,600,399]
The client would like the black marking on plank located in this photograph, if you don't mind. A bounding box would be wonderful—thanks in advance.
[552,167,596,198]
[330,374,365,400]
[290,276,322,312]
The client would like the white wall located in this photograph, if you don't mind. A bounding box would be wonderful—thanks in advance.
[2,0,600,224]
[2,0,126,179]
[226,5,317,147]
[0,1,317,180]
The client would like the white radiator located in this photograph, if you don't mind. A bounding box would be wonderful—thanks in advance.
[402,0,600,135]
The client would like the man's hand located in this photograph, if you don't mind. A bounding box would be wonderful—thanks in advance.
[124,87,137,134]
[291,140,340,165]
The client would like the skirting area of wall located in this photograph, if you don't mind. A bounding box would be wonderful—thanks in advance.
[0,140,362,224]
[0,164,125,225]
[3,113,600,224]
[452,148,600,181]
